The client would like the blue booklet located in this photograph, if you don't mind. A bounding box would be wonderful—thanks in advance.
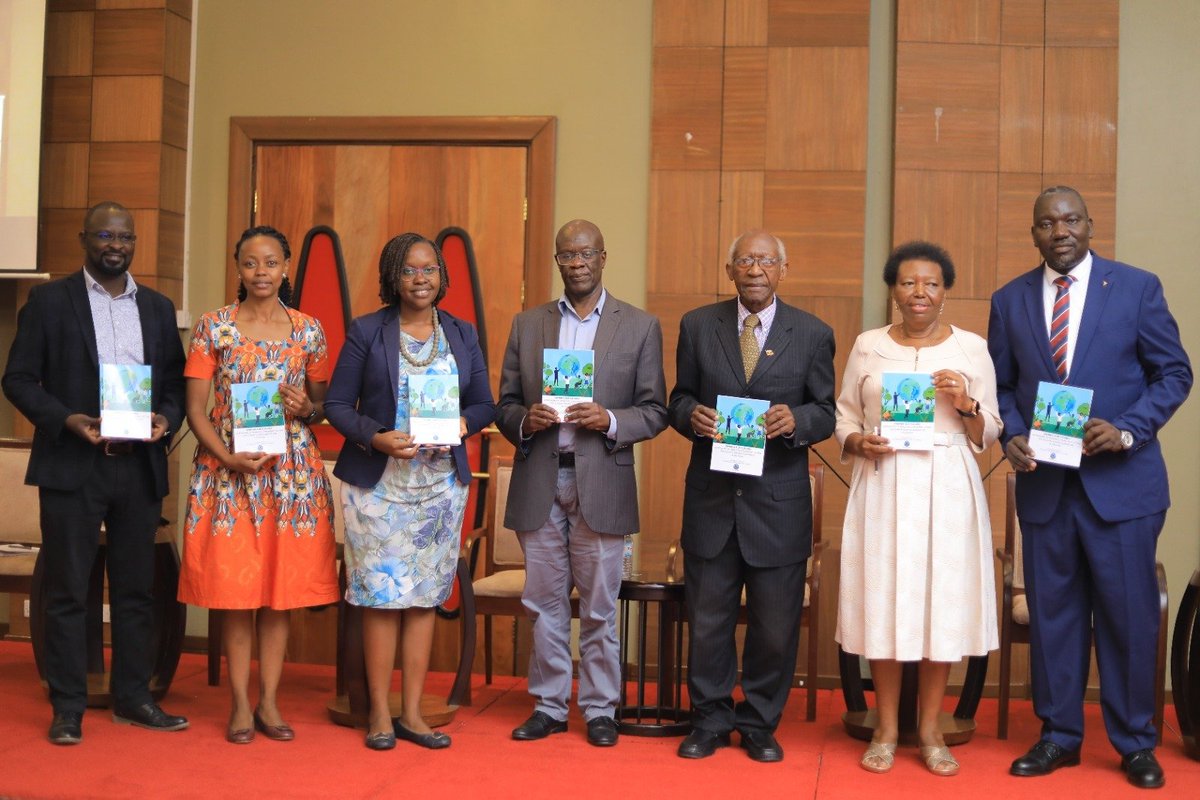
[99,364,153,440]
[541,348,595,421]
[879,372,935,450]
[231,381,287,454]
[709,394,769,476]
[407,373,461,445]
[1028,381,1093,468]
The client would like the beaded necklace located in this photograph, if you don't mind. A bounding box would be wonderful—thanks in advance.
[399,307,440,368]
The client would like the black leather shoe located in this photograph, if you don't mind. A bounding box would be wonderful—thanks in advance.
[394,720,451,749]
[511,710,567,741]
[364,731,395,751]
[112,702,189,732]
[48,712,83,745]
[739,728,783,762]
[1121,749,1165,789]
[1009,740,1080,776]
[586,716,619,747]
[677,728,731,759]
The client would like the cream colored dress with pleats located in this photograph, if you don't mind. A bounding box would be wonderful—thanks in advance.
[835,325,1000,661]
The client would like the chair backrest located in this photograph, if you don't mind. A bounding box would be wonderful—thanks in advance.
[484,455,522,572]
[0,439,40,544]
[1005,472,1024,590]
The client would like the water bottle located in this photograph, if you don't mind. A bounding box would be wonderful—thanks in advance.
[622,534,634,579]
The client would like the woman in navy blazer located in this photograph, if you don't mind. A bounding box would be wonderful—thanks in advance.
[325,233,495,750]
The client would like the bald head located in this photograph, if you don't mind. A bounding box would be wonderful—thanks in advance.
[554,219,606,306]
[556,219,605,251]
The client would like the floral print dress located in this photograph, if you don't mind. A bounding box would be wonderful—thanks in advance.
[177,303,340,610]
[341,326,467,609]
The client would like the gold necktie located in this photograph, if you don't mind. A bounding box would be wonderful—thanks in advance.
[740,313,760,381]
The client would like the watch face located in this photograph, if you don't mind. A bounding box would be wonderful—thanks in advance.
[1120,430,1134,449]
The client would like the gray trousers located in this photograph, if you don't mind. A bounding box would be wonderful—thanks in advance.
[517,466,624,722]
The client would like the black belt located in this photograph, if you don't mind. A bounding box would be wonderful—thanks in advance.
[557,452,575,467]
[102,441,137,456]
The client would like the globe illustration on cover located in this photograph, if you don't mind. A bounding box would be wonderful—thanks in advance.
[557,353,583,379]
[245,384,271,410]
[1051,390,1077,414]
[423,378,446,400]
[729,403,758,428]
[897,377,922,402]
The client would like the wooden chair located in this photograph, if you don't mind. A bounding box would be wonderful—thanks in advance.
[464,454,579,683]
[0,439,41,618]
[995,471,1168,741]
[666,462,826,722]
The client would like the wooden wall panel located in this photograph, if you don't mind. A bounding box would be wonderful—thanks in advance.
[766,47,869,171]
[650,47,724,170]
[38,209,85,276]
[39,143,90,208]
[160,144,187,214]
[93,10,165,75]
[766,0,870,47]
[896,0,1001,44]
[646,170,721,295]
[763,170,866,296]
[91,76,163,141]
[725,0,768,45]
[998,47,1044,172]
[895,43,1000,172]
[255,146,317,256]
[1042,47,1118,175]
[1045,0,1118,46]
[87,142,162,207]
[996,172,1044,284]
[717,171,765,292]
[42,77,93,142]
[653,0,725,46]
[162,78,189,149]
[1001,0,1045,45]
[44,12,93,77]
[721,48,768,170]
[332,146,393,312]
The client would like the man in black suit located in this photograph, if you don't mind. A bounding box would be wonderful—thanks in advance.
[668,229,836,761]
[3,201,188,744]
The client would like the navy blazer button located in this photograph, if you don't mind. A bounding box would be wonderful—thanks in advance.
[735,489,743,497]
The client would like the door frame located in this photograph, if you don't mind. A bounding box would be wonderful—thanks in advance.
[226,115,556,307]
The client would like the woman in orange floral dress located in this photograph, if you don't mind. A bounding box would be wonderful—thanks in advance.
[178,226,339,744]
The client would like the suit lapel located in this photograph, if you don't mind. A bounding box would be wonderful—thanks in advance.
[135,285,158,365]
[747,302,793,390]
[1071,254,1112,374]
[591,296,621,369]
[541,303,560,349]
[381,306,400,398]
[715,299,746,389]
[67,272,100,369]
[1020,268,1059,379]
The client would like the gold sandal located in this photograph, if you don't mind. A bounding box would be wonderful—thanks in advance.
[920,745,960,776]
[860,741,897,773]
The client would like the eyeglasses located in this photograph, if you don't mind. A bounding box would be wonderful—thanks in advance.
[555,249,603,265]
[88,231,137,244]
[731,255,780,269]
[400,265,439,279]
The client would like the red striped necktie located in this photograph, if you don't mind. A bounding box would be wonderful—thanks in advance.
[1050,275,1075,381]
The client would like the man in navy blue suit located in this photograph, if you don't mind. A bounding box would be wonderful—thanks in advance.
[988,187,1192,790]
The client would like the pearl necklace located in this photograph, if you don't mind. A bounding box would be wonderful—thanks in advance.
[399,307,440,368]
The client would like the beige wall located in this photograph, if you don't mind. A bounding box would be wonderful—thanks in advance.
[1117,1,1200,643]
[186,0,653,320]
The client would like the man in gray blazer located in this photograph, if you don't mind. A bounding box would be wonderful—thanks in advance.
[497,219,668,747]
[668,230,835,762]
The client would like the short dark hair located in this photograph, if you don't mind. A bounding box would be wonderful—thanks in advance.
[1036,185,1090,218]
[883,240,956,289]
[83,200,131,229]
[378,233,449,307]
[234,225,292,304]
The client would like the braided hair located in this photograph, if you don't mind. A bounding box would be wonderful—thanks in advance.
[235,225,293,303]
[378,233,449,307]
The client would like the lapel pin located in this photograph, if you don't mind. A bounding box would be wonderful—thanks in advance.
[1102,280,1109,287]
[765,349,774,357]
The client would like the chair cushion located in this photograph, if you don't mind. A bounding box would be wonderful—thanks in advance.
[0,550,38,578]
[1012,592,1029,625]
[472,569,580,600]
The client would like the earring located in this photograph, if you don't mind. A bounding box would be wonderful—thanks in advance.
[939,303,945,315]
[894,302,900,311]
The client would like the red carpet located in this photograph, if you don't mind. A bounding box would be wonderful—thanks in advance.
[0,640,1196,799]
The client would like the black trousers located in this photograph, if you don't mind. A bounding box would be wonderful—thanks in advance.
[683,526,806,733]
[39,451,161,714]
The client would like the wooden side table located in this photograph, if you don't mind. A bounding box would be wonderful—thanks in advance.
[616,571,690,736]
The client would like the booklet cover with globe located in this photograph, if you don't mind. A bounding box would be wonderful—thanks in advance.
[99,363,153,440]
[541,348,595,421]
[709,395,769,477]
[1028,381,1093,468]
[231,381,287,454]
[407,373,461,446]
[879,372,935,451]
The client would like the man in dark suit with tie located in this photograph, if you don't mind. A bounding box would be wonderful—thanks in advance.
[988,187,1192,789]
[668,229,836,762]
[498,219,668,748]
[3,202,188,745]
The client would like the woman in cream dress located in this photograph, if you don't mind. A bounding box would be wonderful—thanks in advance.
[835,241,1000,776]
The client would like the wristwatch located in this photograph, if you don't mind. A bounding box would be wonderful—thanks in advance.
[1119,430,1134,450]
[956,399,980,418]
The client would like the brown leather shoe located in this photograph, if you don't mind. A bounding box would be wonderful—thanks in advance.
[253,709,294,741]
[225,727,254,744]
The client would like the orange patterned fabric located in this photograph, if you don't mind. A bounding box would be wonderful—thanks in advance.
[177,304,340,610]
